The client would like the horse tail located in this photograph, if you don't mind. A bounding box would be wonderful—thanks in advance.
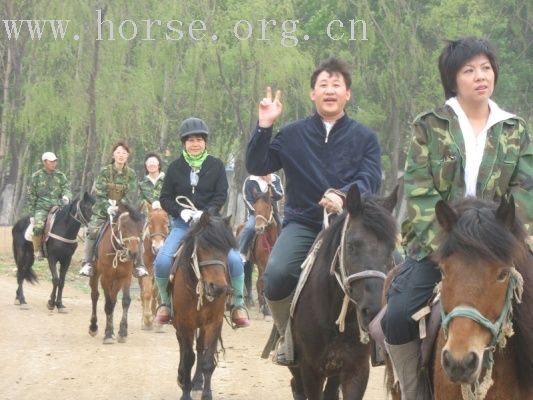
[12,218,38,284]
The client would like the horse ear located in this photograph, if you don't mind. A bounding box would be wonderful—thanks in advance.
[381,185,399,213]
[199,210,210,227]
[223,215,232,227]
[435,200,457,232]
[496,194,515,229]
[346,185,363,216]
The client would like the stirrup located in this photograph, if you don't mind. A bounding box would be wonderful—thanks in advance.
[155,304,171,325]
[133,266,149,278]
[79,263,93,277]
[231,305,250,328]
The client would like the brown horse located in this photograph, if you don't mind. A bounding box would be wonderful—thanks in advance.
[290,185,398,400]
[429,196,533,399]
[139,204,169,330]
[88,205,144,344]
[245,188,280,316]
[171,212,237,400]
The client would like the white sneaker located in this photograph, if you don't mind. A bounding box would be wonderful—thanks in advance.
[79,263,93,277]
[134,266,149,278]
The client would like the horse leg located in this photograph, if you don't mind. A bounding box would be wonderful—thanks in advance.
[89,274,99,336]
[55,256,72,312]
[118,281,131,343]
[289,366,307,400]
[139,275,153,330]
[192,329,204,390]
[15,269,26,306]
[243,260,254,307]
[339,363,370,400]
[47,257,59,311]
[300,364,325,400]
[256,263,270,317]
[103,287,118,344]
[176,328,195,400]
[199,323,222,400]
[323,376,340,400]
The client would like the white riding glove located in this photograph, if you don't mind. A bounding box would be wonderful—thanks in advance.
[180,209,194,223]
[61,195,70,205]
[191,210,203,222]
[151,200,162,209]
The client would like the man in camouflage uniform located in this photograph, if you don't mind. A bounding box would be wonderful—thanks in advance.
[79,141,148,277]
[381,37,532,399]
[27,152,71,260]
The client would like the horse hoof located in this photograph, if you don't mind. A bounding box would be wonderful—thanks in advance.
[47,301,55,311]
[141,321,153,331]
[89,329,98,337]
[118,335,127,343]
[103,336,115,344]
[57,306,68,314]
[201,391,212,400]
[14,299,21,306]
[20,303,30,310]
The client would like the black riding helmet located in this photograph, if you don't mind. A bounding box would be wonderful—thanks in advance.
[180,117,209,142]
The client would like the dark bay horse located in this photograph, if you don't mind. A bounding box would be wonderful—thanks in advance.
[243,188,280,316]
[88,205,144,344]
[140,204,169,330]
[171,212,236,400]
[429,196,533,399]
[290,185,398,400]
[12,192,94,310]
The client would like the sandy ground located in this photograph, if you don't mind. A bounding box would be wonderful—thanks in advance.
[0,266,388,400]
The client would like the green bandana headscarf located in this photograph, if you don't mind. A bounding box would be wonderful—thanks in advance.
[182,149,208,169]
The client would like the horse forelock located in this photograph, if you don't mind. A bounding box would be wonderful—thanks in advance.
[436,203,524,265]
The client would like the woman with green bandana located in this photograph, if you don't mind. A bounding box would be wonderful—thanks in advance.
[154,117,250,328]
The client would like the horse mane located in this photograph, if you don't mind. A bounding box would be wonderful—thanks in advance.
[316,194,398,271]
[254,191,271,204]
[435,197,533,387]
[175,215,237,285]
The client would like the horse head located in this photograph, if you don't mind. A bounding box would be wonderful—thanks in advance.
[146,203,169,255]
[253,189,274,234]
[180,211,237,301]
[112,204,145,262]
[340,185,398,328]
[434,195,527,385]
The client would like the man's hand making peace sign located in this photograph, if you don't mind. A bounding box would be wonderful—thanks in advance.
[258,86,283,128]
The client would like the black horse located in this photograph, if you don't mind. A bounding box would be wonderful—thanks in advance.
[13,192,95,310]
[289,185,398,400]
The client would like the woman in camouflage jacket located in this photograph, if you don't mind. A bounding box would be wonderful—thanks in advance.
[381,37,532,399]
[79,141,148,278]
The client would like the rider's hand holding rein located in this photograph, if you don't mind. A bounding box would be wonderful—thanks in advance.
[319,189,345,215]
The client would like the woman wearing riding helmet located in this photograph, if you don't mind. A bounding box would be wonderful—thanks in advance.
[154,117,250,328]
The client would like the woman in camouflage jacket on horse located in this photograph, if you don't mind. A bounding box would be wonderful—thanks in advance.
[79,141,148,278]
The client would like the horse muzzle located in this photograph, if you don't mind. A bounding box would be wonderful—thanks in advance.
[204,282,229,300]
[441,348,482,384]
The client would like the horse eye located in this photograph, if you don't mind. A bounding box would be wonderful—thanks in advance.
[496,269,510,282]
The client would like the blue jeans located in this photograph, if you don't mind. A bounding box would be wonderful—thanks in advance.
[154,216,243,279]
[238,215,256,254]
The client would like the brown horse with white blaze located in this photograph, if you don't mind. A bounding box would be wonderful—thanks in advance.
[430,196,533,399]
[171,212,237,400]
[88,204,144,344]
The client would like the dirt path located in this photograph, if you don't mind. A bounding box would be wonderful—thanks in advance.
[0,272,387,400]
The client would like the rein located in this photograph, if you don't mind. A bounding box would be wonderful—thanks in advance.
[189,242,227,310]
[108,212,141,269]
[438,267,524,400]
[48,200,91,244]
[330,215,387,344]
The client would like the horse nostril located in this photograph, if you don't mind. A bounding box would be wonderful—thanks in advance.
[464,352,479,373]
[442,349,451,370]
